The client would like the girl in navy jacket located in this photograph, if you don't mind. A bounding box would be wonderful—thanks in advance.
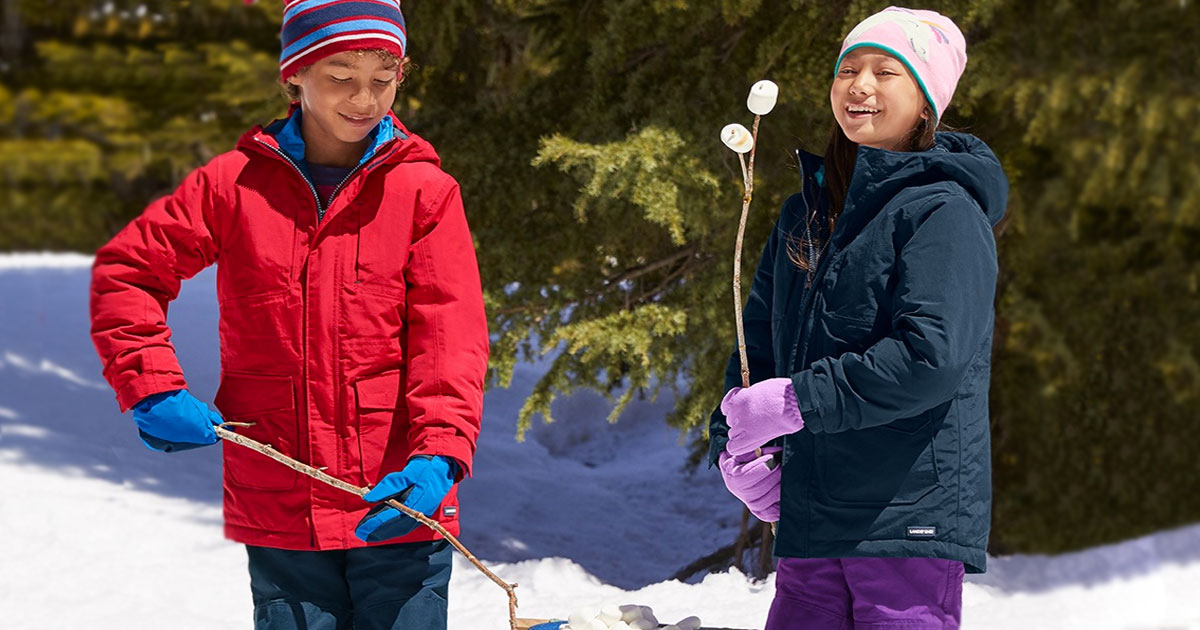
[711,7,1008,629]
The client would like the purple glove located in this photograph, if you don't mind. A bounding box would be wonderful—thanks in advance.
[719,447,783,522]
[720,377,804,457]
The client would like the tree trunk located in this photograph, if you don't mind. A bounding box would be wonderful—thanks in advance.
[758,521,774,578]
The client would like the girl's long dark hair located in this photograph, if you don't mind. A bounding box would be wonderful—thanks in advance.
[787,105,938,271]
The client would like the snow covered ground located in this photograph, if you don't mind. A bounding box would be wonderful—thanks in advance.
[0,253,1197,629]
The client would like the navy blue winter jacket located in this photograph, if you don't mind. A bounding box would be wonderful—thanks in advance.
[709,132,1008,573]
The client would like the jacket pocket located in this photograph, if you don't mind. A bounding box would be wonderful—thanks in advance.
[214,373,299,492]
[354,369,405,486]
[818,310,882,357]
[815,411,940,507]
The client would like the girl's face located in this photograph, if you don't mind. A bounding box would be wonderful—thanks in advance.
[830,47,928,151]
[286,51,399,164]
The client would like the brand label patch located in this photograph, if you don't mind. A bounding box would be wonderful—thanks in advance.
[907,526,936,538]
[443,506,457,517]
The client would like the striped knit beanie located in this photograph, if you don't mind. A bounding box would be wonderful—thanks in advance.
[279,0,408,81]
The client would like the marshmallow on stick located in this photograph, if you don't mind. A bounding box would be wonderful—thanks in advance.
[720,79,783,529]
[747,79,779,115]
[721,123,754,154]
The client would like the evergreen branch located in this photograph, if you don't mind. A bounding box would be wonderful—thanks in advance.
[601,245,697,287]
[630,251,711,307]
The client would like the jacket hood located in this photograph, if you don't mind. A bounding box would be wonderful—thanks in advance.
[798,131,1008,229]
[237,105,442,170]
[852,131,1008,227]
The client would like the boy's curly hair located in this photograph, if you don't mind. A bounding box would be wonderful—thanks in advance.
[282,49,413,102]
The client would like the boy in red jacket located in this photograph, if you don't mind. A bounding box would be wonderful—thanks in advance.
[89,2,488,627]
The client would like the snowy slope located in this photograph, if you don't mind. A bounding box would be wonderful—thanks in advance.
[0,254,1197,630]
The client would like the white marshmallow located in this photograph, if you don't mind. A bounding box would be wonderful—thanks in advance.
[675,615,703,630]
[630,619,657,630]
[721,123,754,154]
[598,605,624,626]
[569,608,596,628]
[586,619,609,630]
[747,79,779,115]
[619,605,644,623]
[608,623,633,630]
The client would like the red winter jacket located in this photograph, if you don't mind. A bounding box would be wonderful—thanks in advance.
[90,111,488,550]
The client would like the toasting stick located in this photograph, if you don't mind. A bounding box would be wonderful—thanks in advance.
[721,80,780,534]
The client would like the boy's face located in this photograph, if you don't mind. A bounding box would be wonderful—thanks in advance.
[286,51,399,157]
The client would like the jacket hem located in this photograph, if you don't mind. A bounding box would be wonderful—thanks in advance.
[775,538,987,574]
[225,519,457,552]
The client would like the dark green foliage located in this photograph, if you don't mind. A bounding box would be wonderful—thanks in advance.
[2,1,1197,555]
[0,0,281,249]
[961,1,1200,553]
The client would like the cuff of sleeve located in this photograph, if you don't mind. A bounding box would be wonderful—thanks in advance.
[410,439,474,480]
[707,407,729,469]
[790,369,825,434]
[115,372,188,413]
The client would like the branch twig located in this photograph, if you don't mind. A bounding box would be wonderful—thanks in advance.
[733,114,761,391]
[730,114,778,536]
[212,424,520,630]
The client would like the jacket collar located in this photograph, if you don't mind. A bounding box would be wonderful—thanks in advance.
[263,102,400,170]
[237,106,441,178]
[797,132,1007,238]
[846,132,1007,228]
[794,148,827,197]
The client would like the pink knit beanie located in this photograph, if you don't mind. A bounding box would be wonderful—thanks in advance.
[835,6,967,121]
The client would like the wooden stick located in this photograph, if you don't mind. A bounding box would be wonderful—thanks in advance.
[731,114,778,536]
[213,424,520,630]
[732,114,761,392]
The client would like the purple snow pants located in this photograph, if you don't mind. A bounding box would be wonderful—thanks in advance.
[764,557,964,630]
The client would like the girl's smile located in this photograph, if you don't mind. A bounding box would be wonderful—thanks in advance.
[844,103,882,118]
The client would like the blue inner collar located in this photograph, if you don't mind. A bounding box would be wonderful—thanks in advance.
[273,108,396,173]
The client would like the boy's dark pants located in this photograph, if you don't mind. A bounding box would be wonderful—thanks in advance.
[247,540,452,630]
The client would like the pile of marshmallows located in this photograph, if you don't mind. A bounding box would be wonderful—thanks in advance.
[560,604,701,630]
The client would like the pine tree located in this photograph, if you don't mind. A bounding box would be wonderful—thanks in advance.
[0,0,283,249]
[2,0,1197,555]
[401,0,1200,554]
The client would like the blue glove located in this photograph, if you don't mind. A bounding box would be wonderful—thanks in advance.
[355,455,458,543]
[132,389,224,453]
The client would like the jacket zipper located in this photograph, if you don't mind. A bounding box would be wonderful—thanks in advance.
[795,150,828,290]
[323,161,368,220]
[322,141,403,225]
[250,134,401,500]
[252,136,318,541]
[787,154,840,373]
[254,137,322,214]
[796,153,815,289]
[253,135,400,224]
